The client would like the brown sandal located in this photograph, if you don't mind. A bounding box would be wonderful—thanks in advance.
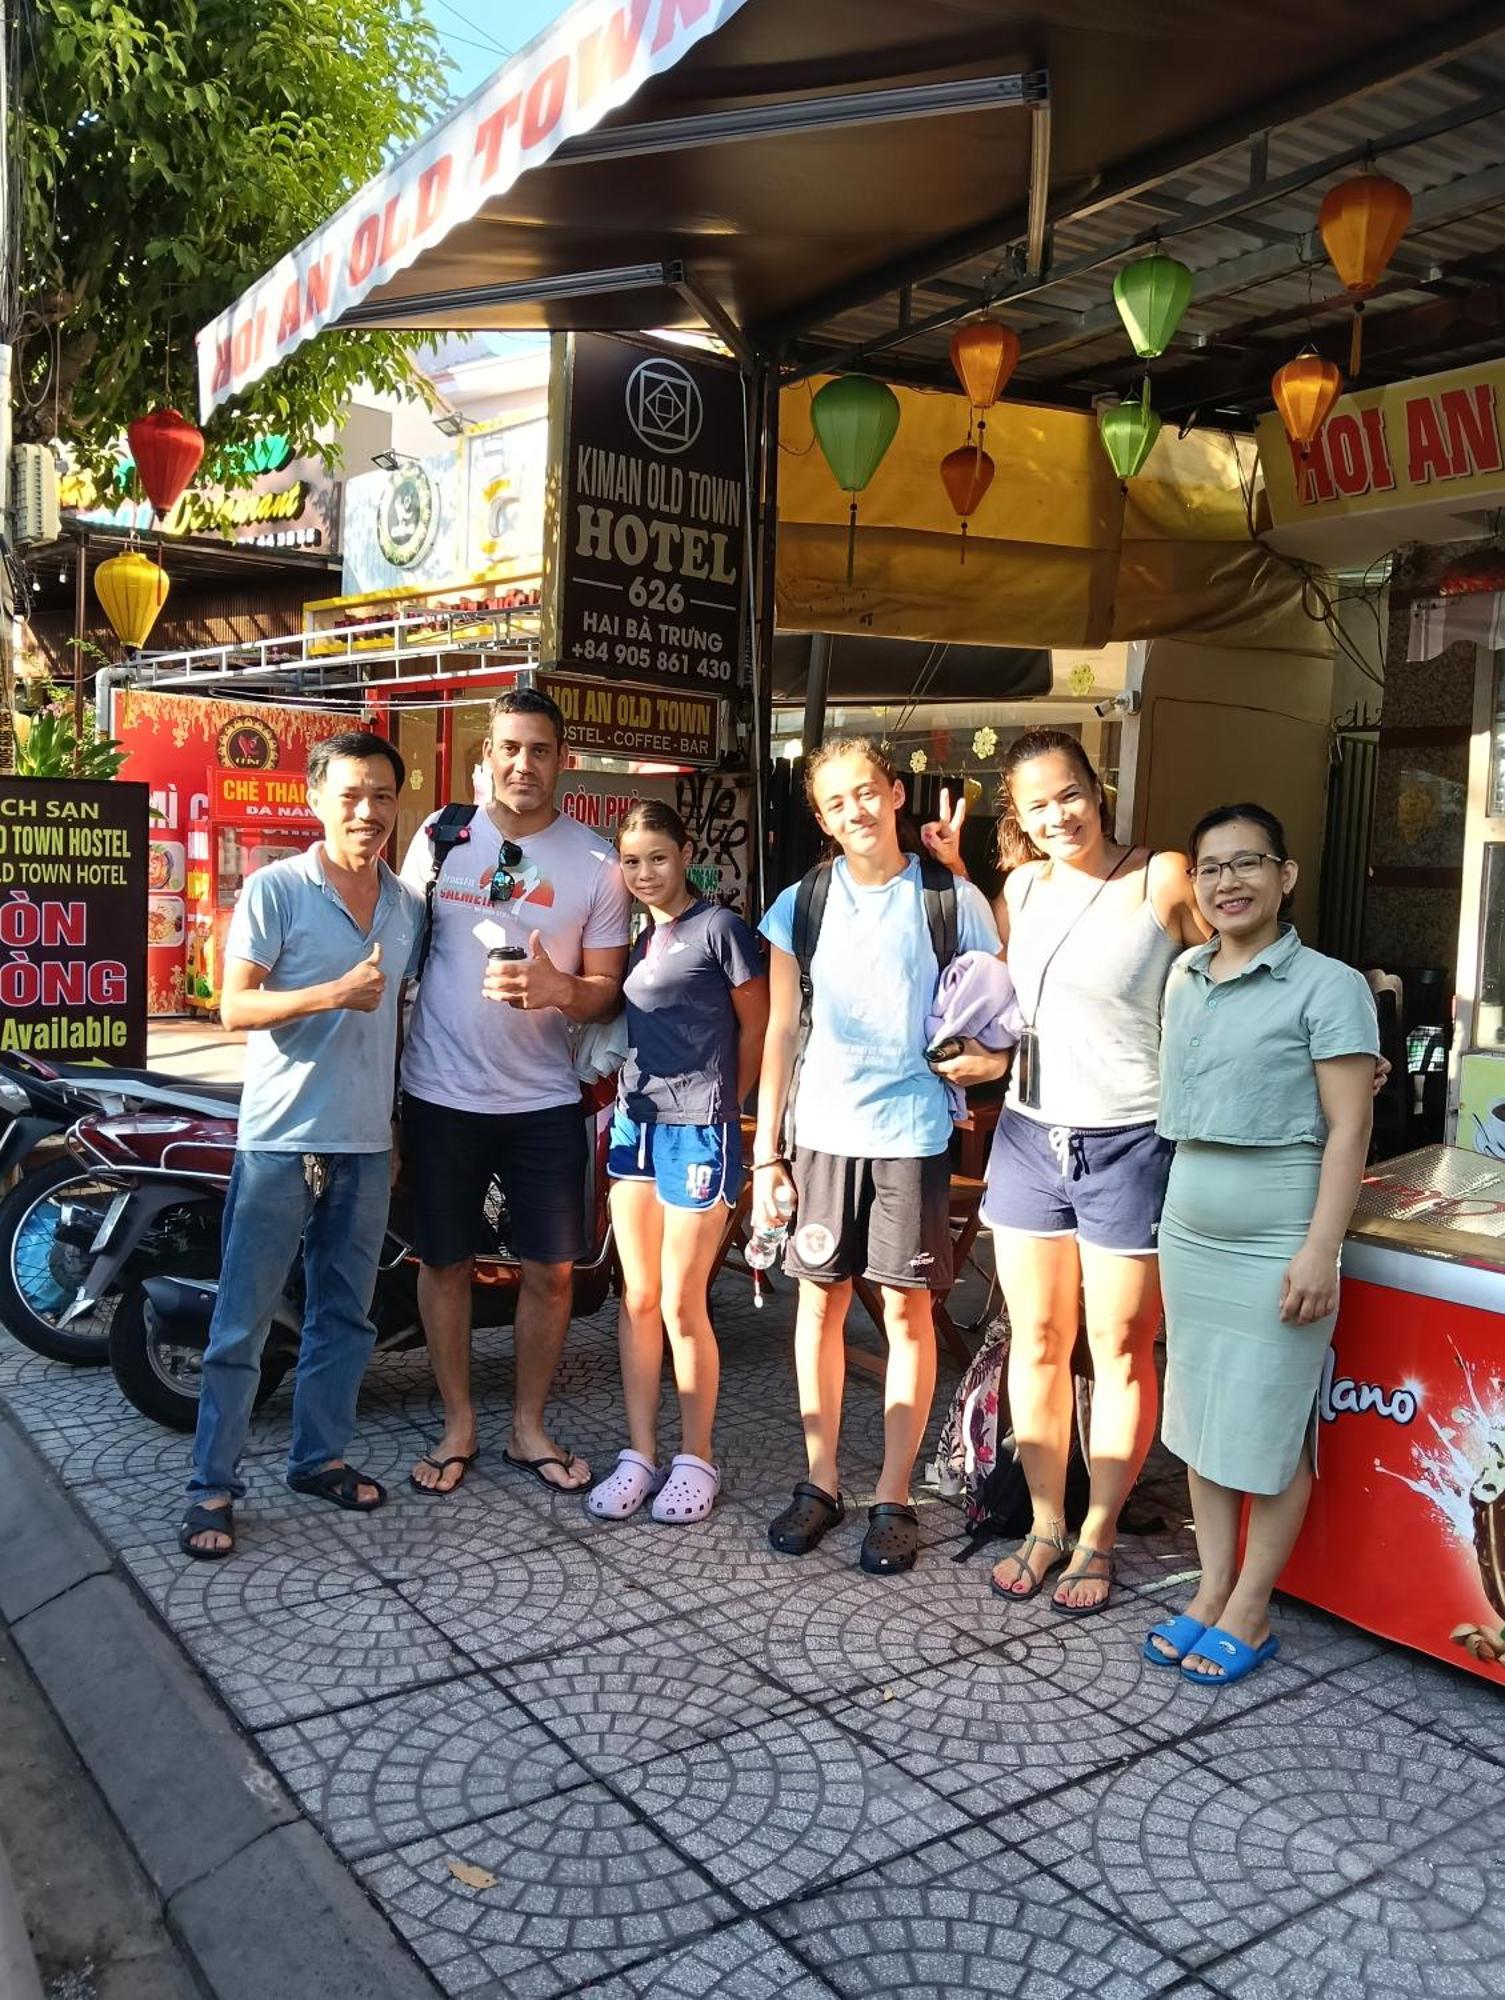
[989,1531,1070,1601]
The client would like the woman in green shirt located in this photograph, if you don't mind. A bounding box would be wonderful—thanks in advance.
[1147,804,1377,1686]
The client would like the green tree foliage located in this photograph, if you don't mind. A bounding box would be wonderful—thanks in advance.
[11,0,453,479]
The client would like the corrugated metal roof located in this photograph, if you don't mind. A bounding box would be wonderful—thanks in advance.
[790,31,1505,416]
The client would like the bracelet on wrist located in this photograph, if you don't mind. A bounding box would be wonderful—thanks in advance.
[751,1156,788,1171]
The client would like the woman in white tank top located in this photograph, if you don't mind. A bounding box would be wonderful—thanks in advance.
[929,731,1206,1615]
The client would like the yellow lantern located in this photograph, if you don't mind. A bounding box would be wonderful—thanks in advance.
[1271,349,1342,502]
[1318,171,1412,375]
[93,550,170,651]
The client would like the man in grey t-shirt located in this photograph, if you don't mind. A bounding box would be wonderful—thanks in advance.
[179,731,423,1560]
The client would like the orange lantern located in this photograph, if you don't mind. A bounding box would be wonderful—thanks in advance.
[949,319,1018,449]
[939,445,995,564]
[1318,171,1412,375]
[1272,349,1343,500]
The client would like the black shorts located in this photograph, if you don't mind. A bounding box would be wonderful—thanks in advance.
[784,1147,953,1291]
[400,1093,587,1268]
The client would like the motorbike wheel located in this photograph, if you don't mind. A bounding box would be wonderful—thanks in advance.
[108,1284,289,1433]
[0,1157,123,1363]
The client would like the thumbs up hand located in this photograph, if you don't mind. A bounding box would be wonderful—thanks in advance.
[333,939,387,1013]
[484,929,567,1012]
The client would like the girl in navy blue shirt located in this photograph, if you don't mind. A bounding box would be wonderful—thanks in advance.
[585,801,767,1525]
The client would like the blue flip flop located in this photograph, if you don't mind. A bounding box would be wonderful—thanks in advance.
[1180,1626,1279,1686]
[1143,1613,1207,1667]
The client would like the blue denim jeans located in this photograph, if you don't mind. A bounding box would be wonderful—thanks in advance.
[188,1150,391,1502]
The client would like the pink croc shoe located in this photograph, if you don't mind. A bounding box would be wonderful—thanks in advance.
[585,1449,662,1521]
[650,1453,720,1524]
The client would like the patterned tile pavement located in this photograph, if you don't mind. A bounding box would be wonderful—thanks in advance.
[2,1271,1503,1998]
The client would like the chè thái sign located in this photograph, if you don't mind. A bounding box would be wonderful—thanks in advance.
[0,779,148,1063]
[551,334,747,695]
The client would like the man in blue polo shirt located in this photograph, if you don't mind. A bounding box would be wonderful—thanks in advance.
[179,730,423,1559]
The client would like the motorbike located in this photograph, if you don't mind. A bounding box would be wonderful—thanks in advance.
[99,1079,618,1431]
[0,1055,243,1365]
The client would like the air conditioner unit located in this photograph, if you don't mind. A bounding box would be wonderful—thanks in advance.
[10,443,60,545]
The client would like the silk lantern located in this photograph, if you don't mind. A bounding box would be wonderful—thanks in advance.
[949,318,1019,448]
[1112,253,1193,359]
[1098,379,1162,484]
[126,407,205,519]
[1318,172,1412,375]
[93,549,170,652]
[939,445,995,563]
[810,374,901,584]
[1272,348,1342,500]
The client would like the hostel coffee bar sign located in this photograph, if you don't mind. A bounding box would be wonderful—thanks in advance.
[541,672,720,764]
[0,779,148,1063]
[554,334,747,696]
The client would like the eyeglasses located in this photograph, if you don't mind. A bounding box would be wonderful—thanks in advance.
[1189,852,1281,887]
[488,839,525,903]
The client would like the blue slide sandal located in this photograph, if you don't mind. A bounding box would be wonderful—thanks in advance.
[1180,1626,1280,1685]
[1142,1613,1207,1667]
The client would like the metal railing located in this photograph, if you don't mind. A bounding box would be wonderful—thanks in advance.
[132,602,543,693]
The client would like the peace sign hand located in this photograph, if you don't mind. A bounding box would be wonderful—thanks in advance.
[921,786,968,877]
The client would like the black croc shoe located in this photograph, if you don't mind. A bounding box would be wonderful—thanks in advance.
[859,1502,920,1575]
[768,1482,845,1555]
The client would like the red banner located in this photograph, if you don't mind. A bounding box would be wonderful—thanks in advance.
[196,0,748,417]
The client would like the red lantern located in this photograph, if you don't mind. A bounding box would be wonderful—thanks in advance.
[939,444,995,563]
[1437,549,1505,597]
[127,407,206,518]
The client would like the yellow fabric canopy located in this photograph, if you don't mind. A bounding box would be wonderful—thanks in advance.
[776,379,1310,652]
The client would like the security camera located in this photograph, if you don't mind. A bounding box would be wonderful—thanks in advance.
[1093,690,1141,718]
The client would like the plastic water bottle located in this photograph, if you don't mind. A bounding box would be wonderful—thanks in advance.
[745,1184,795,1306]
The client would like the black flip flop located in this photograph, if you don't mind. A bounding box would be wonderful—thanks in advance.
[409,1452,477,1497]
[287,1464,387,1512]
[768,1481,845,1556]
[860,1502,920,1576]
[502,1449,588,1493]
[178,1502,235,1561]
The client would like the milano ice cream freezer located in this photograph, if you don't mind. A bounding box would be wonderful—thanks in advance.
[1279,1145,1505,1687]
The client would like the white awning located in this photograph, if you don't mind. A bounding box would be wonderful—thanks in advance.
[195,0,748,419]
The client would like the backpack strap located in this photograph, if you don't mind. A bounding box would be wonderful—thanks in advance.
[918,854,959,974]
[414,804,478,980]
[782,863,831,1154]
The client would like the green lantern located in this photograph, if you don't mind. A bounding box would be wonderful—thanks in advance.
[810,373,901,583]
[1098,378,1163,483]
[1112,253,1193,359]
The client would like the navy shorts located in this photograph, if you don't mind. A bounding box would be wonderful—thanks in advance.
[607,1110,741,1211]
[980,1108,1173,1255]
[400,1093,587,1267]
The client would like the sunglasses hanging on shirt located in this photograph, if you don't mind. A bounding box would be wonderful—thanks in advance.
[488,839,525,905]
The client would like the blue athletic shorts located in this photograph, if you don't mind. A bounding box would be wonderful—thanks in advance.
[980,1107,1173,1255]
[607,1109,742,1211]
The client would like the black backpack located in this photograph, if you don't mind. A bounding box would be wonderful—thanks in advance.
[784,853,960,1146]
[413,803,477,980]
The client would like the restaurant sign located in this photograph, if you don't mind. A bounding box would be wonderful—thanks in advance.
[1258,359,1505,527]
[552,334,747,696]
[0,779,148,1063]
[541,671,722,764]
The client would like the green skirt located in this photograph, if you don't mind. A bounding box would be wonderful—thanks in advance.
[1159,1140,1332,1496]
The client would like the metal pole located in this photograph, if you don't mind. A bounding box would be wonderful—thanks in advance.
[802,631,832,753]
[751,366,780,911]
[72,532,86,769]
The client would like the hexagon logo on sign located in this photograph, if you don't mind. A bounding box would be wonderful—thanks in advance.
[625,356,703,456]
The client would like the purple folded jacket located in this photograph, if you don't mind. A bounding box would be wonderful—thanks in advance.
[926,950,1024,1124]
